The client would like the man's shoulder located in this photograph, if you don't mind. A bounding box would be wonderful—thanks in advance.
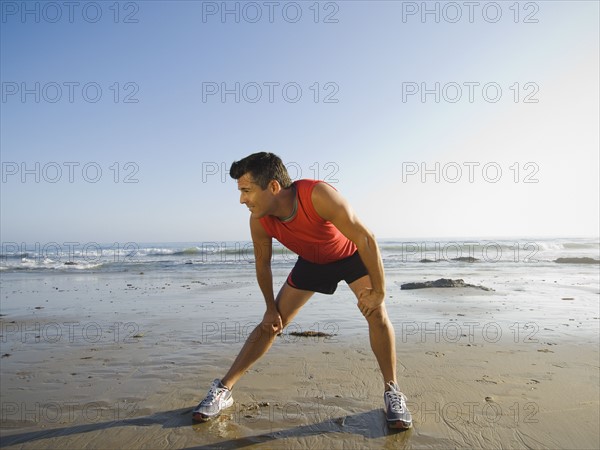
[295,179,336,192]
[294,178,319,187]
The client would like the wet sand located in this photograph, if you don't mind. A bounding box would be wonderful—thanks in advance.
[1,271,598,449]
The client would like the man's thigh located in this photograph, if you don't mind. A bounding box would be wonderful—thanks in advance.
[348,274,373,299]
[275,282,314,326]
[348,275,390,321]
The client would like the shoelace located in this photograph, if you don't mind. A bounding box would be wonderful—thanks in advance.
[385,383,405,413]
[201,384,221,406]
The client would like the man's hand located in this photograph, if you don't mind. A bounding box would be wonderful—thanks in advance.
[357,287,385,318]
[261,307,283,335]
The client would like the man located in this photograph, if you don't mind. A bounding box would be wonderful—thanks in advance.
[192,152,412,429]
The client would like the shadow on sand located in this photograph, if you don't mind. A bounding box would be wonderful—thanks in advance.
[1,407,412,449]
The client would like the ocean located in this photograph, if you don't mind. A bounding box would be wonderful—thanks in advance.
[1,237,598,340]
[1,237,598,274]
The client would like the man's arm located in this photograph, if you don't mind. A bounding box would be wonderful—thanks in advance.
[311,183,386,312]
[250,217,283,332]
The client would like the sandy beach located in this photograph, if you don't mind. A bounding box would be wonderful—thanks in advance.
[1,263,599,449]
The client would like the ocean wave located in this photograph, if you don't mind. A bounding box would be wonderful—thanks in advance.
[0,252,31,260]
[2,259,107,272]
[1,238,597,274]
[562,242,600,249]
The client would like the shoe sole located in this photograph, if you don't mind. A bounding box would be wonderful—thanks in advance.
[192,412,212,423]
[388,419,412,430]
[192,398,234,423]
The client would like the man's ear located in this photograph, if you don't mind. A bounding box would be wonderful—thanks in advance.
[269,180,282,194]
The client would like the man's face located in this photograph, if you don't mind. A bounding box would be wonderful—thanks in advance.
[237,173,273,219]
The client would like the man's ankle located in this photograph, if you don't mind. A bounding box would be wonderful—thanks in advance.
[385,380,398,391]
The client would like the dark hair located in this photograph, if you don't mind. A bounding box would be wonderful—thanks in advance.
[230,152,292,190]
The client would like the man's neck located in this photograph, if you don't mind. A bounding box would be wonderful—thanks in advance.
[273,185,297,221]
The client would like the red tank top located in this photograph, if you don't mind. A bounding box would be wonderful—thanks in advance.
[259,179,357,264]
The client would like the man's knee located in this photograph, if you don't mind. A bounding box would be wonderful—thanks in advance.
[363,304,389,324]
[278,307,294,329]
[250,323,277,342]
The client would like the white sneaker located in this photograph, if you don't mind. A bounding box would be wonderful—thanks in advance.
[192,379,234,422]
[384,381,412,429]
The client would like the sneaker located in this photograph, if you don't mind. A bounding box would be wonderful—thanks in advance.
[384,381,412,429]
[192,379,234,422]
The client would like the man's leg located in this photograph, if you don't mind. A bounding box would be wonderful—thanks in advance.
[348,275,396,388]
[349,275,412,429]
[221,283,314,389]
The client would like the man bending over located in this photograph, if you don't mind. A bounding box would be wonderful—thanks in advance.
[192,152,412,429]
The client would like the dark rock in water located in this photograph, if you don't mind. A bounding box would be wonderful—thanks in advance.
[64,261,77,265]
[451,257,479,263]
[401,278,493,291]
[420,259,439,263]
[554,257,600,264]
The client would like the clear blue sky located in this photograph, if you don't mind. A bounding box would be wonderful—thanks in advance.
[1,1,598,244]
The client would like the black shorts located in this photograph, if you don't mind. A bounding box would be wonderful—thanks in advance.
[286,251,369,295]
